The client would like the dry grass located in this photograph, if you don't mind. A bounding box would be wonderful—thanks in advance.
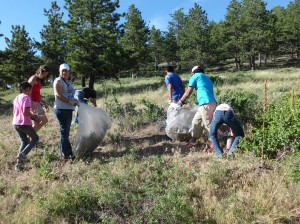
[0,68,299,223]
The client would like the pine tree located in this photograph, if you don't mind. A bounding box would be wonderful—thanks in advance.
[163,27,179,66]
[120,4,149,74]
[239,0,270,70]
[178,3,209,66]
[149,26,164,70]
[224,0,243,69]
[38,1,66,76]
[282,0,300,58]
[4,25,37,83]
[168,8,186,68]
[65,0,122,88]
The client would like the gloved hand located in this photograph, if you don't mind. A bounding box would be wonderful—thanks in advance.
[177,100,183,107]
[68,99,79,106]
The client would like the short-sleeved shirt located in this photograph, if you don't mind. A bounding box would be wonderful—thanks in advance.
[81,87,96,99]
[188,72,216,106]
[12,93,32,125]
[165,73,184,101]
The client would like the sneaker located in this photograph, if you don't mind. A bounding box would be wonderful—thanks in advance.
[15,165,25,171]
[17,153,29,163]
[15,160,25,171]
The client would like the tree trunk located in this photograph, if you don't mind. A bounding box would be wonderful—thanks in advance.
[89,74,95,89]
[81,76,86,87]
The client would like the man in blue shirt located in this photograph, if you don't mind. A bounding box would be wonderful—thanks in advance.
[178,65,217,147]
[164,65,185,103]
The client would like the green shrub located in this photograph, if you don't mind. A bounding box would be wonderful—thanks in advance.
[239,93,300,158]
[38,148,57,180]
[105,94,164,132]
[216,88,260,124]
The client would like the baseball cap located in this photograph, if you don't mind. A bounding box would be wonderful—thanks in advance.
[191,65,205,73]
[191,66,199,73]
[59,63,70,73]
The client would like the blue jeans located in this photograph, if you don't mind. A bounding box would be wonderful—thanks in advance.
[73,90,87,123]
[54,109,73,158]
[209,110,244,157]
[14,125,39,156]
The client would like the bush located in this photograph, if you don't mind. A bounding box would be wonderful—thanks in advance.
[105,94,165,132]
[216,88,261,125]
[239,93,300,158]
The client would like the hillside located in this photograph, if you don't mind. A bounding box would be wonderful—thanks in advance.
[0,68,299,223]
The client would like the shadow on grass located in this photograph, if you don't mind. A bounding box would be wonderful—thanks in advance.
[86,134,207,162]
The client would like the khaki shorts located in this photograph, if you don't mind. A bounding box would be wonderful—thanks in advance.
[32,102,45,115]
[191,102,217,139]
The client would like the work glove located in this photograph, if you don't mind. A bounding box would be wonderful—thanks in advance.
[68,99,79,106]
[177,100,183,107]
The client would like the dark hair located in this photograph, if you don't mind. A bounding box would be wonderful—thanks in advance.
[166,65,175,73]
[18,81,32,93]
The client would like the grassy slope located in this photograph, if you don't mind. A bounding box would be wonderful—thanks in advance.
[0,68,299,223]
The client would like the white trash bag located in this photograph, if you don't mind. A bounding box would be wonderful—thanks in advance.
[165,103,198,141]
[74,102,111,158]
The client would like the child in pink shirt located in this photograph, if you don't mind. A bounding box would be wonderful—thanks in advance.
[13,81,40,171]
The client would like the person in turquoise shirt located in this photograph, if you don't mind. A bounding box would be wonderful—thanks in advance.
[178,65,217,148]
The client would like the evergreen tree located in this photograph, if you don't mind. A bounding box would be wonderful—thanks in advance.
[4,25,37,83]
[149,26,164,70]
[38,1,66,76]
[120,4,149,73]
[65,0,122,88]
[282,0,300,58]
[239,0,270,70]
[207,21,227,64]
[168,8,186,68]
[163,27,179,66]
[224,0,243,69]
[178,3,209,66]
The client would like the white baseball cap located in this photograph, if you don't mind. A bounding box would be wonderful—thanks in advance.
[191,66,199,73]
[59,63,70,73]
[191,65,205,73]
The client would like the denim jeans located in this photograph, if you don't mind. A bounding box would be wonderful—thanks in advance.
[14,125,39,156]
[54,109,73,158]
[209,110,244,157]
[73,90,87,123]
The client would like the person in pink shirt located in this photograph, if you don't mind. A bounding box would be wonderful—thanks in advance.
[12,81,40,171]
[28,65,50,131]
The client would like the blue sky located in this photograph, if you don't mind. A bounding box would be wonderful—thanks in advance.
[0,0,291,50]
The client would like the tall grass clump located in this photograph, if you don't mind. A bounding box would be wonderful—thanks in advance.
[105,92,165,133]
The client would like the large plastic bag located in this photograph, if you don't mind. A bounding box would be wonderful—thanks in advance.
[165,103,198,141]
[74,102,111,158]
